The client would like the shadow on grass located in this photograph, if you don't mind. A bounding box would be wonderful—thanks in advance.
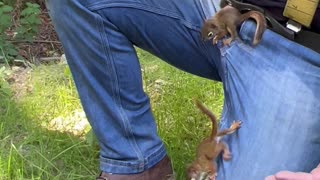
[0,81,99,179]
[0,49,225,179]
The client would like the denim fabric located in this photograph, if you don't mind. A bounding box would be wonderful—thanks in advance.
[46,0,320,179]
[45,0,221,174]
[216,21,320,180]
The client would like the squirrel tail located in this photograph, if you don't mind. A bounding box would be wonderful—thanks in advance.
[194,99,218,141]
[240,11,267,46]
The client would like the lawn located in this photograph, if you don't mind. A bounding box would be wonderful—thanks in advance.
[0,48,224,179]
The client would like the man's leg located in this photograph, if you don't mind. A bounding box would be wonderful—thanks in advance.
[47,0,320,179]
[214,21,320,180]
[45,0,221,177]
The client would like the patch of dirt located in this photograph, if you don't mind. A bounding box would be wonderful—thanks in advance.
[4,1,63,97]
[6,66,33,99]
[5,66,90,137]
[16,8,63,64]
[2,1,92,140]
[43,109,90,137]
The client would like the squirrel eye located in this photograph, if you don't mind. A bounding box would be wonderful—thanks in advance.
[207,32,213,37]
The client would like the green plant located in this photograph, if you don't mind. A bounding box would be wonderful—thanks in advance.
[0,2,16,64]
[1,0,14,6]
[15,2,41,41]
[0,1,41,64]
[0,2,12,31]
[0,66,11,97]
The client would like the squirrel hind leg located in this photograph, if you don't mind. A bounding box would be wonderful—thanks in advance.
[218,142,232,161]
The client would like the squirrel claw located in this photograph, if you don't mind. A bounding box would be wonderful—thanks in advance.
[230,120,242,129]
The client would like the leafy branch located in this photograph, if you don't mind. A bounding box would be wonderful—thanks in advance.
[0,1,41,64]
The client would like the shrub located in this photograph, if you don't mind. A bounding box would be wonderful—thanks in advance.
[0,1,41,64]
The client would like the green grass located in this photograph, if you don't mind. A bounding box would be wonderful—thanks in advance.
[0,48,224,179]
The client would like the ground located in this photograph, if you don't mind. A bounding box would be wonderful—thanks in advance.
[7,1,63,65]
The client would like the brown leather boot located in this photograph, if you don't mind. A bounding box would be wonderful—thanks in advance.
[96,156,175,180]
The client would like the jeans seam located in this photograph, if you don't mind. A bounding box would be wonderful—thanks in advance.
[86,2,201,31]
[100,144,166,171]
[145,143,166,167]
[219,100,229,128]
[200,42,224,80]
[96,13,144,167]
[220,56,230,128]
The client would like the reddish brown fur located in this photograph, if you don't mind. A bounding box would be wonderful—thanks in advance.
[201,5,266,46]
[187,100,241,180]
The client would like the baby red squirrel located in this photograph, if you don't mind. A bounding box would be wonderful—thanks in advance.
[201,5,266,46]
[187,99,241,180]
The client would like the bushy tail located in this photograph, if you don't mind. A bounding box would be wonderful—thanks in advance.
[194,99,218,141]
[240,11,267,46]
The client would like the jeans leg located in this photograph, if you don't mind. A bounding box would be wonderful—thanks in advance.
[90,0,222,81]
[215,21,320,180]
[45,0,221,174]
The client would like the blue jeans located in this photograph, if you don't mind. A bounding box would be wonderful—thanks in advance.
[46,0,320,179]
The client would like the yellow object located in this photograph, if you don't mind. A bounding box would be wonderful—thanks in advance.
[283,0,319,27]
